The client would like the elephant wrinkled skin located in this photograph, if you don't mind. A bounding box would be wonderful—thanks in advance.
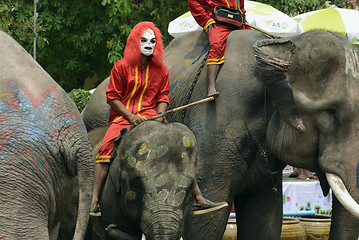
[83,29,359,239]
[0,31,94,239]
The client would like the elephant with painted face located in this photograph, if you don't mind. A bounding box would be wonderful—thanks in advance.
[82,29,359,239]
[0,31,94,239]
[86,121,197,240]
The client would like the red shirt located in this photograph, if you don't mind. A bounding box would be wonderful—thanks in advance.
[106,58,170,125]
[188,0,247,31]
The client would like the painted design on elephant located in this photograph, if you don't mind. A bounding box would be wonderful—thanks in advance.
[346,104,352,120]
[190,116,228,158]
[0,228,6,240]
[183,135,193,148]
[0,80,76,180]
[181,43,209,71]
[139,143,148,155]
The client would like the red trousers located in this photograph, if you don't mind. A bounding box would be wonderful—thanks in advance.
[95,122,131,163]
[206,24,233,65]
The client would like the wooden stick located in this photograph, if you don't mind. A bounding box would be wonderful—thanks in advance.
[147,96,215,120]
[244,23,280,39]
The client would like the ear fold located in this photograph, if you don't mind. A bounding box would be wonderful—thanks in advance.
[253,38,296,63]
[253,39,306,132]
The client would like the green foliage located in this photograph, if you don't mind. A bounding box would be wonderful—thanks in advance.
[3,0,356,92]
[1,0,113,92]
[258,0,358,16]
[102,0,189,64]
[68,88,92,112]
[0,0,189,91]
[0,1,38,45]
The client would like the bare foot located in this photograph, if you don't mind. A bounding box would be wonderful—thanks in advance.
[207,87,220,98]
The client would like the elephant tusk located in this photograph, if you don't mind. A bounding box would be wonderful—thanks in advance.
[326,172,359,219]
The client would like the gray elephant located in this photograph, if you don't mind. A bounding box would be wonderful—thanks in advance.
[82,29,359,239]
[0,31,94,239]
[165,29,359,239]
[85,121,197,240]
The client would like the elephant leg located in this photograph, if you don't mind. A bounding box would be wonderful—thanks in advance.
[235,185,282,239]
[330,196,359,239]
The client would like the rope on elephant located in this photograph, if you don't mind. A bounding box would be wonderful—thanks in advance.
[180,49,210,122]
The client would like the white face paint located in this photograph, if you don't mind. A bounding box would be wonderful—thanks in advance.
[140,29,156,56]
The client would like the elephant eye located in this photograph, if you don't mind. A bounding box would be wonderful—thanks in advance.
[131,177,144,189]
[317,111,337,133]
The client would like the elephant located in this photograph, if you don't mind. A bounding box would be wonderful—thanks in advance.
[82,29,359,239]
[85,121,197,240]
[0,30,94,239]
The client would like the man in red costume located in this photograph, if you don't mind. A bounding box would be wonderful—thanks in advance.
[91,21,228,217]
[188,0,251,98]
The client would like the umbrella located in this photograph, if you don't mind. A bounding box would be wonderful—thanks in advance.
[168,11,202,38]
[293,6,359,46]
[167,0,299,38]
[245,0,299,34]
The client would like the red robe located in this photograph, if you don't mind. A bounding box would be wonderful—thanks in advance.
[107,59,169,125]
[96,59,170,163]
[96,21,169,163]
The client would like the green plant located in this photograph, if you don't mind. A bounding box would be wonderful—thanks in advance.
[258,0,358,16]
[68,88,92,112]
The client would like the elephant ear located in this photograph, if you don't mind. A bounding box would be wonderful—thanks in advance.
[253,38,305,132]
[253,38,296,65]
[252,38,317,175]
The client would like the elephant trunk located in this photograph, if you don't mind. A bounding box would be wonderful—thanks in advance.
[73,144,95,240]
[326,173,359,219]
[141,207,183,240]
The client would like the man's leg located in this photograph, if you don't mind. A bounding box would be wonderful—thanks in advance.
[206,25,231,98]
[191,179,228,215]
[207,64,220,98]
[91,163,110,217]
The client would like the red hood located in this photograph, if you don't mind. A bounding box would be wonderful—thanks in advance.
[124,21,164,67]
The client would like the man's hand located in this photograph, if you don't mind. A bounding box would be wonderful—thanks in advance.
[154,111,165,123]
[206,23,217,36]
[130,114,145,126]
[154,117,165,123]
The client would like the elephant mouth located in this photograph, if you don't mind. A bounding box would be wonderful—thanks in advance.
[326,173,359,219]
[141,235,183,240]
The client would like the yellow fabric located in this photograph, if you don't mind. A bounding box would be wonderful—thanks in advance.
[301,8,346,36]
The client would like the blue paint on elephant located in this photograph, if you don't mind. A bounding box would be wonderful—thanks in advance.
[0,80,75,180]
[181,43,209,71]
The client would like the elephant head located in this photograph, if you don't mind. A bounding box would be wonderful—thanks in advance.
[100,121,197,240]
[255,30,359,239]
